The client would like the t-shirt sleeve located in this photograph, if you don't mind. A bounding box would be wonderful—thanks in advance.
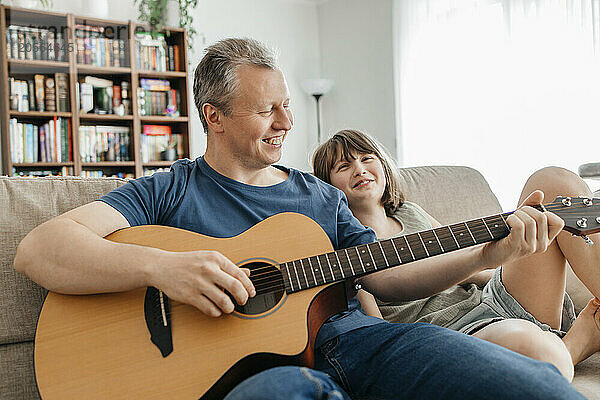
[98,168,186,226]
[336,194,377,249]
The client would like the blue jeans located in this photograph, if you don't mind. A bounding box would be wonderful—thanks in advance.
[225,322,583,400]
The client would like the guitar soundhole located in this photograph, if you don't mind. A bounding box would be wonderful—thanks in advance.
[234,261,285,316]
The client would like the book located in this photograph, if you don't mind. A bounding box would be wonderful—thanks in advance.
[140,78,170,91]
[143,124,171,135]
[5,29,12,59]
[55,73,69,112]
[27,80,35,111]
[34,75,45,112]
[44,77,56,112]
[79,82,94,113]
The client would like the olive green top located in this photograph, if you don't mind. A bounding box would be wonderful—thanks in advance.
[376,201,483,328]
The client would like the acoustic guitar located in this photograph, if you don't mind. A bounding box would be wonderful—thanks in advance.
[34,196,600,399]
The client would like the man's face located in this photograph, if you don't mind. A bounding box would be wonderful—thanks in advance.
[219,65,294,171]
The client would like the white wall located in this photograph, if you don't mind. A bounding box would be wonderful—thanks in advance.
[317,0,397,161]
[189,0,321,170]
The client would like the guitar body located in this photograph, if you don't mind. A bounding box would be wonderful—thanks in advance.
[34,213,347,399]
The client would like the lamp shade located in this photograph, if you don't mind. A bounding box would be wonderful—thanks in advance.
[300,79,334,96]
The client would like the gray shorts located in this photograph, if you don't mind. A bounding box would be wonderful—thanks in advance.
[447,267,576,338]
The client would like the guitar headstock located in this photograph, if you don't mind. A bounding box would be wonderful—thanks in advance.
[545,196,600,236]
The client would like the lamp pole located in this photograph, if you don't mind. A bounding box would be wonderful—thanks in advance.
[313,94,323,143]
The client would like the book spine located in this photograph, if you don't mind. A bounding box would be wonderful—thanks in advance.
[6,29,11,59]
[27,80,35,111]
[34,74,45,112]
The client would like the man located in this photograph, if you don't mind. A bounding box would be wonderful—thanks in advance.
[15,38,583,399]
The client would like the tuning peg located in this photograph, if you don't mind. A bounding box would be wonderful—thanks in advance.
[581,235,595,246]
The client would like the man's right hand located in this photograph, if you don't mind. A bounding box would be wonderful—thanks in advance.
[150,250,256,317]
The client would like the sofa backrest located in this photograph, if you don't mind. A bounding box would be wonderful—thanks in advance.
[0,176,128,347]
[396,165,503,224]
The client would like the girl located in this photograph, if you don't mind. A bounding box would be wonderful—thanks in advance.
[312,129,600,381]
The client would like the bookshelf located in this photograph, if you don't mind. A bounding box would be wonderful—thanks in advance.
[0,5,191,178]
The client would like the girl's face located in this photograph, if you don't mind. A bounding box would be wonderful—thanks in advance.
[329,151,387,210]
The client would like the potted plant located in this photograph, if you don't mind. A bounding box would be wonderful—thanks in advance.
[134,0,198,49]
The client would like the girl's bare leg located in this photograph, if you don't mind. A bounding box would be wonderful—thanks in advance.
[472,167,600,379]
[501,166,600,329]
[473,319,575,381]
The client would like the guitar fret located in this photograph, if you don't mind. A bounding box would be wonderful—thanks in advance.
[292,260,302,290]
[447,226,460,248]
[334,251,345,278]
[464,222,477,243]
[354,247,366,273]
[481,218,494,239]
[432,229,444,252]
[500,214,509,228]
[434,226,459,252]
[303,258,317,286]
[307,257,320,286]
[321,254,336,281]
[366,243,378,270]
[312,257,326,284]
[450,223,476,247]
[399,236,416,261]
[284,263,295,292]
[299,259,310,288]
[406,234,427,260]
[485,215,510,240]
[343,248,355,275]
[417,233,430,257]
[377,241,390,267]
[466,220,492,243]
[389,239,402,263]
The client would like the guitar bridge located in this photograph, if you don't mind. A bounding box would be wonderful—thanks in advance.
[144,287,173,357]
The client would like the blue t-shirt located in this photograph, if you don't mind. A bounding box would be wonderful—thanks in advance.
[99,157,384,346]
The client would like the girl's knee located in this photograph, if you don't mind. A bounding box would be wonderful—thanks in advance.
[502,321,574,381]
[522,166,589,202]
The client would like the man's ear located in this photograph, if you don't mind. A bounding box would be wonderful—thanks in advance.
[203,103,225,134]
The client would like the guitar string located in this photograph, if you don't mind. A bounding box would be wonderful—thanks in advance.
[154,203,593,297]
[247,203,597,291]
[247,204,590,282]
[153,201,598,314]
[248,204,598,293]
[155,206,589,304]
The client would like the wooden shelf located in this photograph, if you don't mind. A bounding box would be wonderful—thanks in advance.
[1,6,191,178]
[10,111,72,118]
[143,161,176,167]
[13,162,74,167]
[8,58,69,69]
[81,161,135,167]
[138,70,187,79]
[140,115,188,123]
[76,64,132,74]
[79,113,133,121]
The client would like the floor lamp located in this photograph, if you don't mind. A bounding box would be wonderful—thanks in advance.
[301,79,334,143]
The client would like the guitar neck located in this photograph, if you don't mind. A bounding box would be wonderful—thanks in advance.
[278,208,530,294]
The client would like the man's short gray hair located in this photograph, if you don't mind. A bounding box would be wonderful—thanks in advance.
[193,38,279,132]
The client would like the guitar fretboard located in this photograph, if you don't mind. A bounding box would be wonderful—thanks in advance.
[279,212,513,293]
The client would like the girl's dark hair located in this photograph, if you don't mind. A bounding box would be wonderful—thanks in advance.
[312,129,404,216]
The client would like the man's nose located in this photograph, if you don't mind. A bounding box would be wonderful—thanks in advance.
[274,108,293,131]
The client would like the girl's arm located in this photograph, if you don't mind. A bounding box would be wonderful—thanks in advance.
[360,193,563,302]
[424,209,495,288]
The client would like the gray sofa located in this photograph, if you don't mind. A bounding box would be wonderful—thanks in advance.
[0,166,598,399]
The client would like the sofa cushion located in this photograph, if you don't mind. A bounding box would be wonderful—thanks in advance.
[0,341,39,400]
[0,176,127,345]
